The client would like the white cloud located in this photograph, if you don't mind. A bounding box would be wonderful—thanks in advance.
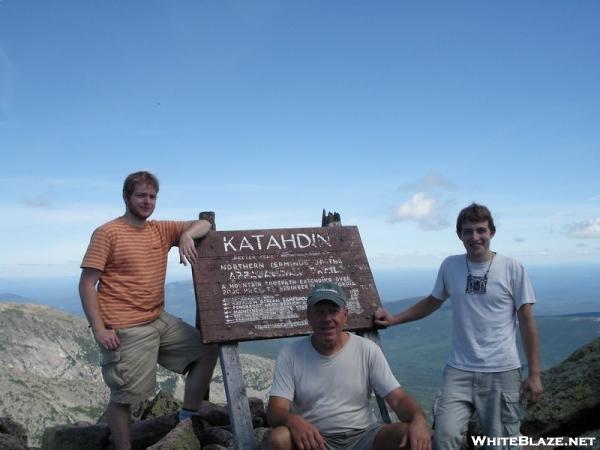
[565,218,600,239]
[391,192,436,221]
[390,171,456,231]
[389,192,450,230]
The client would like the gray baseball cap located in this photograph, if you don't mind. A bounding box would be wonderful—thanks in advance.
[307,282,347,308]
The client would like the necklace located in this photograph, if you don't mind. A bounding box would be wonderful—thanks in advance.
[465,252,495,295]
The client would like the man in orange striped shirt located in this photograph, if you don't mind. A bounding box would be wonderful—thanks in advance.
[79,171,218,450]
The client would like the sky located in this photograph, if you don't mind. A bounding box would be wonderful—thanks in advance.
[1,1,599,282]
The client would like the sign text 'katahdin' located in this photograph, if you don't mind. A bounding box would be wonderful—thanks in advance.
[223,232,332,252]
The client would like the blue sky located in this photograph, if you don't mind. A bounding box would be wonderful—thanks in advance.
[1,1,599,280]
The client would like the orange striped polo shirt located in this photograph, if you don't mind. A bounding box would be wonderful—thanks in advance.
[81,217,186,328]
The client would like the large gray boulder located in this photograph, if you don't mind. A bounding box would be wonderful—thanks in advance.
[197,401,230,427]
[249,397,267,428]
[124,413,179,450]
[0,434,28,450]
[134,390,183,421]
[200,426,234,448]
[147,418,200,450]
[97,390,183,424]
[0,417,27,449]
[522,337,600,438]
[41,422,109,450]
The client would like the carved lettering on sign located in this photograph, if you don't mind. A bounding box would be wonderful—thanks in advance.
[192,226,380,344]
[223,233,332,252]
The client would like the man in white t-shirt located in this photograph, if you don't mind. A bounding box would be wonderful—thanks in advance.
[375,203,543,449]
[265,282,432,450]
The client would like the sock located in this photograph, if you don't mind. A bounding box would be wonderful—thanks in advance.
[178,408,199,422]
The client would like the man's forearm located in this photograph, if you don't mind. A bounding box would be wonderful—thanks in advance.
[394,295,442,325]
[386,387,427,423]
[183,219,212,239]
[517,304,543,401]
[267,407,293,428]
[395,396,427,423]
[79,272,105,332]
[80,287,105,331]
[80,270,122,350]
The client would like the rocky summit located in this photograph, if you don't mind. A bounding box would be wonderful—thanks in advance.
[522,337,600,441]
[2,301,600,449]
[0,302,274,448]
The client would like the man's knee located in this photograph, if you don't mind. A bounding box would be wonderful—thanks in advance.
[373,423,408,450]
[194,343,219,367]
[264,426,293,450]
[202,343,219,363]
[432,422,465,450]
[432,397,472,449]
[184,344,219,375]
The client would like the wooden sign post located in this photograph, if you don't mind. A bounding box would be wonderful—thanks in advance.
[191,211,390,449]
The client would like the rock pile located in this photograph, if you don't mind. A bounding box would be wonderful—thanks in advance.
[0,417,28,450]
[464,337,600,449]
[3,337,599,449]
[1,391,269,450]
[522,337,600,445]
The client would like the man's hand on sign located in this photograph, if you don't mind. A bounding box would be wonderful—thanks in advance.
[178,219,212,266]
[178,231,198,266]
[373,307,395,328]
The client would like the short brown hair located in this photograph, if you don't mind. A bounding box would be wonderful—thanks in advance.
[122,171,159,199]
[456,203,496,234]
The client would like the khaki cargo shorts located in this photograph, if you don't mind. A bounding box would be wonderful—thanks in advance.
[100,312,218,404]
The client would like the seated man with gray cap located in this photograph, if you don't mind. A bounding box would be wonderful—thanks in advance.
[265,282,432,450]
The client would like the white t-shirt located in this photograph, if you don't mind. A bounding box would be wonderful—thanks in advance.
[270,333,400,434]
[432,253,536,372]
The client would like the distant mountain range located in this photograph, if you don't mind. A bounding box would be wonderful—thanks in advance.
[0,292,27,301]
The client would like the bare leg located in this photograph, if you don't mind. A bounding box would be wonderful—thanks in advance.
[264,426,295,450]
[182,351,218,409]
[107,400,131,450]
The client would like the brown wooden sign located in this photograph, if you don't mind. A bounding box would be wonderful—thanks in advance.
[191,226,381,344]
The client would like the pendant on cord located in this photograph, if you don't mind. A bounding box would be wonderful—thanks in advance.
[465,253,495,295]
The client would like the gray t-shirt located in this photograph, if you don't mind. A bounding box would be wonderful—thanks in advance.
[270,333,400,434]
[432,253,536,372]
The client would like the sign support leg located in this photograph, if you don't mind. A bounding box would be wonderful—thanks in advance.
[219,343,258,450]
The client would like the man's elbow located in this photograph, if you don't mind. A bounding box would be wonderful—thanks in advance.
[266,410,285,428]
[423,296,443,313]
[79,269,101,292]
